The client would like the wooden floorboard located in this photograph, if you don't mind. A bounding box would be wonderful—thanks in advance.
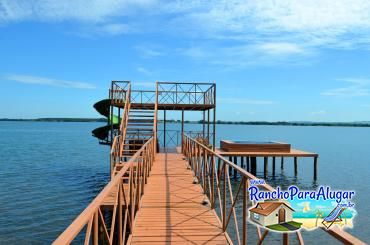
[129,152,228,244]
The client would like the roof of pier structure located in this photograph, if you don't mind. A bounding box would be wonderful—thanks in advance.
[111,81,216,111]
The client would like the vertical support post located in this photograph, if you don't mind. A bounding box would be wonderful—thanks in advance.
[247,157,250,171]
[118,184,123,244]
[175,83,177,103]
[241,156,244,169]
[155,81,158,153]
[202,147,206,192]
[242,177,248,245]
[222,163,226,231]
[213,83,216,150]
[207,109,210,143]
[264,157,268,177]
[251,157,257,175]
[228,156,233,176]
[203,110,205,139]
[272,156,276,176]
[233,156,238,180]
[93,211,99,245]
[110,82,114,145]
[281,157,284,169]
[211,155,215,209]
[217,158,221,177]
[314,156,318,180]
[181,110,184,148]
[294,157,298,175]
[164,110,166,148]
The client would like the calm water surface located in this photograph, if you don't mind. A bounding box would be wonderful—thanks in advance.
[0,122,369,244]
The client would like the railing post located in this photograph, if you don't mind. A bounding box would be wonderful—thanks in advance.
[211,154,215,209]
[202,147,206,193]
[118,183,123,244]
[93,211,98,245]
[222,162,226,231]
[243,177,248,245]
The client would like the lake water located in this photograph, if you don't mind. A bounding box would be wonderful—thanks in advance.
[0,122,369,244]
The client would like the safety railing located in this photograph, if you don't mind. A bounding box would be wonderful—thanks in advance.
[110,83,131,175]
[130,90,156,104]
[157,82,215,106]
[157,129,214,147]
[110,81,130,104]
[53,137,155,245]
[182,134,365,245]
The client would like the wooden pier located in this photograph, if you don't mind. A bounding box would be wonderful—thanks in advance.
[54,81,365,245]
[128,152,226,244]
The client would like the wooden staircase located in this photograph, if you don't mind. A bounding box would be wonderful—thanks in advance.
[111,85,158,177]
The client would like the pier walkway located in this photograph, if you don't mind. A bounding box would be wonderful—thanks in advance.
[54,81,366,245]
[128,152,226,244]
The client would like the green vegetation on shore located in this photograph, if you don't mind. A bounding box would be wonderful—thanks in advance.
[1,118,370,127]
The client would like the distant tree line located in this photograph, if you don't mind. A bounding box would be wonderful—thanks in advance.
[1,118,370,127]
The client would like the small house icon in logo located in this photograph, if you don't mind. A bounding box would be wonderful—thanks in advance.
[249,201,302,231]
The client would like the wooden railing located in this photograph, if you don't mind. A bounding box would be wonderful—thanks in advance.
[110,81,129,104]
[157,82,216,106]
[131,90,156,104]
[53,137,155,245]
[110,83,131,176]
[182,134,365,245]
[153,82,158,153]
[156,129,214,147]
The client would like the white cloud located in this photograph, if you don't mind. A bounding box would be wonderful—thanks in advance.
[2,0,370,62]
[219,98,275,105]
[256,42,307,56]
[3,74,96,89]
[321,78,370,97]
[97,23,130,35]
[0,0,155,23]
[136,67,152,76]
[180,47,208,59]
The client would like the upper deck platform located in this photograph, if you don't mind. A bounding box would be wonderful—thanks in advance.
[110,81,216,111]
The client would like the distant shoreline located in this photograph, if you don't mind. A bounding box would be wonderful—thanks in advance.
[1,118,370,127]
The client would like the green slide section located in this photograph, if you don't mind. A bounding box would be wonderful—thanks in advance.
[92,99,121,141]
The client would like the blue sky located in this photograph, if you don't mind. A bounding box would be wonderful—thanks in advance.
[1,0,370,121]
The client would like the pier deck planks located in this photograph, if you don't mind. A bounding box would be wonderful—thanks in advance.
[129,152,227,244]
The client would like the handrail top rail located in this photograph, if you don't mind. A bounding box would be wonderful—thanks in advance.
[53,137,153,245]
[157,81,215,86]
[183,133,274,192]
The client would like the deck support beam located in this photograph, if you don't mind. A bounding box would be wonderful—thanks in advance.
[181,110,184,148]
[264,157,268,177]
[314,156,318,180]
[251,157,257,175]
[212,83,216,150]
[233,156,238,180]
[207,109,210,143]
[163,110,166,148]
[272,156,276,176]
[294,157,298,175]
